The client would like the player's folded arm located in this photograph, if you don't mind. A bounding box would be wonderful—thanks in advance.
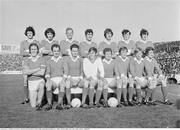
[23,65,40,75]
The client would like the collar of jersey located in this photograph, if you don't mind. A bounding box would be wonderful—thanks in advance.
[66,38,73,43]
[29,55,40,62]
[103,58,113,64]
[122,39,130,44]
[51,56,62,62]
[70,56,80,62]
[145,56,153,62]
[46,39,54,44]
[140,39,147,44]
[119,56,128,62]
[26,39,34,43]
[134,57,143,64]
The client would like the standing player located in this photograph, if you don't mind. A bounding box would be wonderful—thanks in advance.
[130,48,147,106]
[118,29,136,56]
[40,28,59,61]
[144,47,173,105]
[98,28,118,58]
[115,47,133,106]
[79,29,97,58]
[83,47,104,108]
[135,28,154,56]
[64,44,84,108]
[20,26,40,104]
[23,43,46,110]
[44,44,67,111]
[60,27,79,56]
[102,48,118,107]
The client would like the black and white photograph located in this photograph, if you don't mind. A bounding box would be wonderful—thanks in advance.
[0,0,180,128]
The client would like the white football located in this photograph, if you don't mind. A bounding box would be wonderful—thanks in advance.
[108,97,118,107]
[71,98,81,108]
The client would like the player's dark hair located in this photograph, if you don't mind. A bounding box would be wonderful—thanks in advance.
[66,27,73,33]
[44,28,55,38]
[85,29,93,36]
[140,28,149,37]
[24,26,35,36]
[103,48,112,55]
[104,28,113,38]
[51,44,61,51]
[29,43,39,54]
[145,46,154,56]
[119,46,128,54]
[70,44,79,51]
[121,29,131,36]
[134,47,143,55]
[88,47,97,54]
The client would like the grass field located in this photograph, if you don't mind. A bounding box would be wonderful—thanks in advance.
[0,74,180,128]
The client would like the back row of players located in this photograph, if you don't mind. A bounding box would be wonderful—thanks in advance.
[20,26,172,111]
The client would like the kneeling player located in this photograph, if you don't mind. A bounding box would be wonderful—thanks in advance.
[83,47,104,108]
[144,47,172,105]
[45,44,66,111]
[130,48,147,106]
[23,43,45,110]
[102,48,117,107]
[64,44,84,108]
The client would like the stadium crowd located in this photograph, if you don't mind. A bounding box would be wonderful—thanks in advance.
[0,54,22,72]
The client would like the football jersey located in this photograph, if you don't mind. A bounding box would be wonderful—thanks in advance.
[60,39,79,56]
[20,39,40,57]
[98,40,118,55]
[144,56,162,77]
[46,56,67,78]
[115,56,130,77]
[83,57,104,78]
[118,40,136,55]
[64,56,83,77]
[79,41,97,58]
[24,56,46,81]
[40,39,59,57]
[129,57,145,77]
[102,59,117,78]
[135,40,154,51]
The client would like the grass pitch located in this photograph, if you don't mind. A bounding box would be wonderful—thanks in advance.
[0,74,180,128]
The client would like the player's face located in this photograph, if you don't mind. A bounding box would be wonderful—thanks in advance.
[52,47,60,58]
[86,33,93,41]
[89,51,96,60]
[27,31,33,39]
[47,32,54,41]
[141,34,148,41]
[66,30,73,40]
[105,32,112,41]
[135,51,142,60]
[105,51,112,60]
[123,33,130,41]
[71,47,79,57]
[148,50,154,59]
[30,46,38,57]
[120,50,128,58]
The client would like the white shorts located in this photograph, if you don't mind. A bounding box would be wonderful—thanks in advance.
[51,77,63,86]
[28,79,44,91]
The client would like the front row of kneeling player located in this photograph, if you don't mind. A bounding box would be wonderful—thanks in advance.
[23,43,172,110]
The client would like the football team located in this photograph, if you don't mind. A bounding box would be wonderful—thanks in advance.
[20,26,173,111]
